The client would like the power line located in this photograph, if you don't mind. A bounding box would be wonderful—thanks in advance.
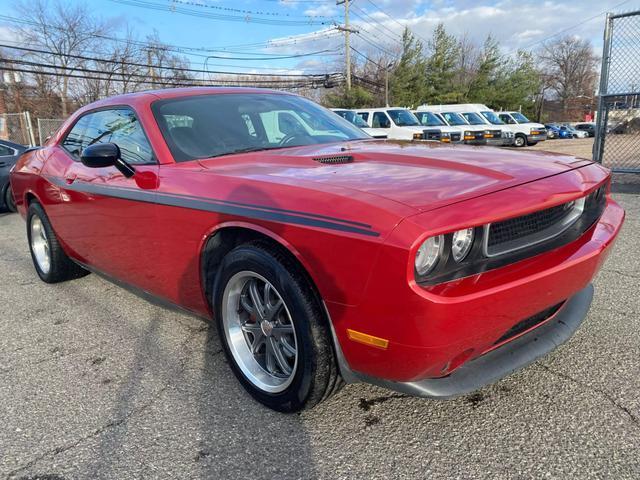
[350,4,403,47]
[363,0,430,45]
[165,0,334,19]
[110,0,334,26]
[0,43,340,78]
[0,14,341,57]
[0,64,340,90]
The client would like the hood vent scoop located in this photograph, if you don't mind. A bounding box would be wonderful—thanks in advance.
[313,155,354,164]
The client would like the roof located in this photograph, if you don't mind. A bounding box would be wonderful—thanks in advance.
[82,86,294,109]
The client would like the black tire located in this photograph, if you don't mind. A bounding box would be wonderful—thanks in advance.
[527,141,538,147]
[27,201,89,283]
[514,135,526,148]
[4,184,16,213]
[213,241,342,412]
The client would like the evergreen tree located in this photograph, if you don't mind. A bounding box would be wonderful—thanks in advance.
[389,28,427,107]
[424,24,461,104]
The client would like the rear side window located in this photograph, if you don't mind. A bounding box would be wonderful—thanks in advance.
[62,108,154,165]
[0,144,15,156]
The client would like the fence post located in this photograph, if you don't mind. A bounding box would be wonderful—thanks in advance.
[594,13,613,164]
[24,111,36,147]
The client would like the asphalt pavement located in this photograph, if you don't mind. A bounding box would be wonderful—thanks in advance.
[0,193,638,480]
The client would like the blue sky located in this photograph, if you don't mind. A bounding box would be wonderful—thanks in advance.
[0,0,639,75]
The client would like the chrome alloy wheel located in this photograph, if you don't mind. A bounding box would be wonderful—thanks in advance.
[222,271,298,393]
[30,216,51,275]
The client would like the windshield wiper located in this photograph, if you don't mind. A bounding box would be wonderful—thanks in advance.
[207,146,282,159]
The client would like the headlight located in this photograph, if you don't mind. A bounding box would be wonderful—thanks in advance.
[415,235,443,276]
[451,228,474,262]
[413,132,423,140]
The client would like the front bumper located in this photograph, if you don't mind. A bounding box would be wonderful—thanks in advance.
[329,176,624,388]
[463,133,487,145]
[527,133,547,143]
[346,285,593,398]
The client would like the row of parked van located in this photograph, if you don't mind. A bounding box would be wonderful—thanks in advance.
[332,104,548,148]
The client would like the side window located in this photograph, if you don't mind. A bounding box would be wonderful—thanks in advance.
[83,109,154,165]
[62,115,94,159]
[372,112,390,128]
[0,144,15,156]
[500,114,515,125]
[358,112,369,122]
[62,109,153,164]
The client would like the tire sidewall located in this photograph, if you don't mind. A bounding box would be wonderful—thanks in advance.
[27,203,53,282]
[213,246,317,412]
[514,135,526,147]
[5,185,16,212]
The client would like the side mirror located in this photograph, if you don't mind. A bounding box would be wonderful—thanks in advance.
[81,143,120,168]
[80,143,135,178]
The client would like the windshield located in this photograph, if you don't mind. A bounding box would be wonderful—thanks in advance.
[481,111,504,125]
[152,93,368,162]
[462,112,487,125]
[415,111,445,127]
[511,112,531,123]
[387,109,421,127]
[441,112,468,126]
[334,110,368,128]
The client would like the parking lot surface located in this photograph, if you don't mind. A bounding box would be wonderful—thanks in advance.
[1,192,639,480]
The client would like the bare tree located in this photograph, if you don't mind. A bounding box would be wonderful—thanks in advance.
[538,36,599,118]
[15,0,107,116]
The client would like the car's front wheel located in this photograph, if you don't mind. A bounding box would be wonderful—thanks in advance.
[213,242,342,412]
[27,202,89,283]
[514,134,526,147]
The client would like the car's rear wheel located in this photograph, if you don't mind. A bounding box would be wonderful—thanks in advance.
[514,134,526,147]
[3,185,16,212]
[213,242,342,412]
[27,202,89,283]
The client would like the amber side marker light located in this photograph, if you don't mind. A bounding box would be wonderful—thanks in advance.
[347,329,389,349]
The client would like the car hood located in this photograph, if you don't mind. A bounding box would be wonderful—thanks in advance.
[198,139,592,213]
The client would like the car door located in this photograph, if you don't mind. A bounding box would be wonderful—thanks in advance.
[50,107,161,292]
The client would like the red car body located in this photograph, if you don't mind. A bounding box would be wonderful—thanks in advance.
[11,88,624,398]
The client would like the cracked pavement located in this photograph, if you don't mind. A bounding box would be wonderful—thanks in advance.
[0,192,639,480]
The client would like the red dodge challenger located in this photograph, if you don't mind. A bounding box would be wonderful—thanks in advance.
[11,88,624,412]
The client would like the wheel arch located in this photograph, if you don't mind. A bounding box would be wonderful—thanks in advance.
[199,222,323,313]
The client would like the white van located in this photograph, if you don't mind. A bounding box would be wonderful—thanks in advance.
[496,111,547,147]
[331,109,388,139]
[411,110,464,143]
[428,104,515,147]
[416,106,490,145]
[356,108,444,142]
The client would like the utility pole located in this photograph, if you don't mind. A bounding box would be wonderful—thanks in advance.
[336,0,353,90]
[147,49,157,85]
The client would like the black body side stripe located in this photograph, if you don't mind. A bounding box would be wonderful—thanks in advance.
[46,176,380,237]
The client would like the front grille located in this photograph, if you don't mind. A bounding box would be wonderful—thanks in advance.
[489,203,575,248]
[423,129,442,141]
[450,133,461,142]
[488,129,502,138]
[486,185,606,257]
[493,302,564,346]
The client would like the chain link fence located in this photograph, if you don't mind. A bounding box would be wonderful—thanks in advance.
[594,10,640,173]
[37,118,66,146]
[0,112,36,146]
